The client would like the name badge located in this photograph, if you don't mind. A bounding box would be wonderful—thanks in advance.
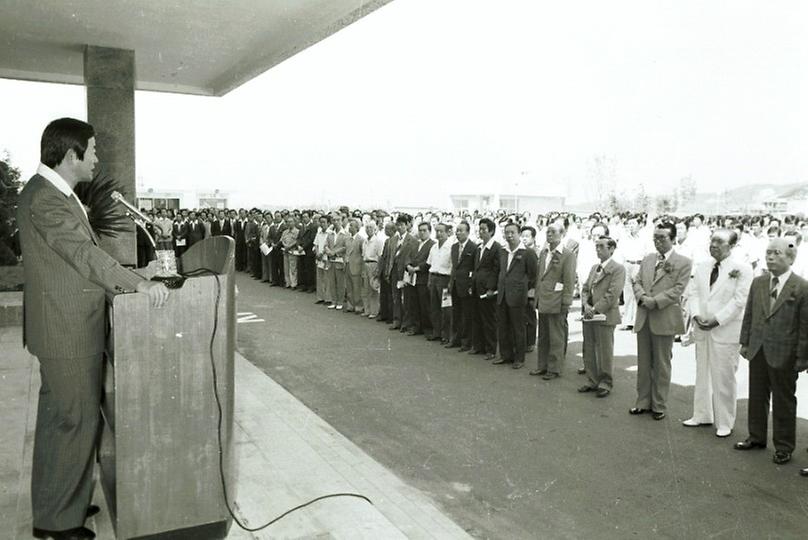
[554,283,564,292]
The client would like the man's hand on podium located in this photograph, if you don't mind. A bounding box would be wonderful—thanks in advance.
[136,280,170,308]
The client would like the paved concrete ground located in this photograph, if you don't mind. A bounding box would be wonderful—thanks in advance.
[1,325,469,540]
[235,274,808,540]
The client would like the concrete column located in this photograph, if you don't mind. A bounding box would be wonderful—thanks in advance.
[84,45,136,265]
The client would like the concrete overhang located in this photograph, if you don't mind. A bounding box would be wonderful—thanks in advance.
[0,0,393,96]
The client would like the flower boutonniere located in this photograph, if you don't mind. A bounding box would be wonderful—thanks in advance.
[515,254,523,260]
[550,252,561,265]
[728,269,740,279]
[662,261,673,274]
[786,295,797,305]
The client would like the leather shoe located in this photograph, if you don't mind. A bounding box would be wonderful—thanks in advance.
[596,388,610,398]
[773,451,792,464]
[799,467,808,477]
[577,367,586,374]
[512,362,524,369]
[529,369,547,376]
[467,349,482,355]
[86,505,100,519]
[33,526,96,539]
[629,407,648,415]
[715,428,732,438]
[542,372,559,380]
[389,324,400,331]
[526,346,534,353]
[578,385,596,393]
[734,439,767,450]
[652,411,666,421]
[492,358,507,365]
[458,346,470,352]
[682,418,712,427]
[484,353,496,361]
[444,342,459,349]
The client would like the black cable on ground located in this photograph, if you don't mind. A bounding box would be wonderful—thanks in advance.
[181,267,373,532]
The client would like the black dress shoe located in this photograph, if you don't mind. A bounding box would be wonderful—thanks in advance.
[596,388,610,398]
[492,358,507,365]
[526,346,534,353]
[773,451,792,464]
[33,526,96,539]
[512,362,524,369]
[578,385,595,393]
[577,367,586,374]
[467,349,482,355]
[734,439,767,450]
[629,407,648,415]
[529,368,547,376]
[444,342,459,349]
[86,505,100,519]
[652,411,666,421]
[485,353,496,361]
[799,467,808,477]
[458,346,470,352]
[389,324,400,330]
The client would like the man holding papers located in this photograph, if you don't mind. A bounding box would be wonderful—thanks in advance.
[579,236,625,397]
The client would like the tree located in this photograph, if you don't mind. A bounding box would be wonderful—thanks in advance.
[678,175,697,206]
[633,183,652,213]
[587,155,618,209]
[0,152,22,265]
[655,193,678,214]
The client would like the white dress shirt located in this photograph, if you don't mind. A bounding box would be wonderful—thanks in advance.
[36,163,89,223]
[505,241,525,268]
[542,243,564,273]
[427,237,454,275]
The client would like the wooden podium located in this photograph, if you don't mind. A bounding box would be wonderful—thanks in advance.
[99,237,238,539]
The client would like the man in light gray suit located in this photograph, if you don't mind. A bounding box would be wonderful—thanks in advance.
[629,222,692,420]
[579,236,625,397]
[18,118,168,539]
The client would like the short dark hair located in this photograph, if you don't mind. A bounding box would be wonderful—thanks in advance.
[656,222,677,241]
[596,236,618,250]
[418,221,432,232]
[478,218,496,234]
[520,225,536,238]
[41,118,95,168]
[457,221,470,233]
[396,215,411,226]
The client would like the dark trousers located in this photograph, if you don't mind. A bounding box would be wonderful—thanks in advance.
[416,282,432,336]
[748,351,798,453]
[450,289,473,347]
[251,245,262,278]
[498,303,526,363]
[379,278,392,322]
[301,253,316,290]
[235,240,246,271]
[537,312,568,374]
[403,285,420,332]
[472,296,498,354]
[392,283,403,325]
[270,249,284,285]
[32,354,103,530]
[428,275,451,341]
[526,299,537,347]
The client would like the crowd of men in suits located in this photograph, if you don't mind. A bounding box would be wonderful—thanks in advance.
[134,205,808,475]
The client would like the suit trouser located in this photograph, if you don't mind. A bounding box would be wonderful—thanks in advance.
[416,282,432,336]
[361,262,380,316]
[252,246,263,278]
[391,282,403,324]
[526,299,537,348]
[747,351,797,453]
[472,296,498,354]
[304,253,316,289]
[537,312,568,374]
[283,252,298,288]
[403,285,420,331]
[316,266,330,302]
[450,289,473,347]
[583,322,615,390]
[246,243,256,273]
[346,272,363,311]
[235,241,246,271]
[635,325,674,413]
[261,252,271,281]
[498,303,526,363]
[622,266,637,326]
[379,278,392,321]
[32,354,103,530]
[428,275,451,341]
[326,263,346,306]
[691,335,740,431]
[270,250,284,285]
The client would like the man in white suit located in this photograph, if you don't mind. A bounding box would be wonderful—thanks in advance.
[683,230,753,437]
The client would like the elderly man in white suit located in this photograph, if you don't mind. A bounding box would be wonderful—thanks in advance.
[683,229,753,437]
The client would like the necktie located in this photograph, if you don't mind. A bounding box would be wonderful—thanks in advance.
[709,262,720,287]
[596,264,603,273]
[770,276,779,310]
[654,254,665,279]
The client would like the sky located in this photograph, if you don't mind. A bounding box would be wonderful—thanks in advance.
[1,0,806,210]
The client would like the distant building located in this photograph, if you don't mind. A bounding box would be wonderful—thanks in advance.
[449,193,565,214]
[136,188,229,211]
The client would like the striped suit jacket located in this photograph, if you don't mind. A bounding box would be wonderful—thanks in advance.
[17,174,144,359]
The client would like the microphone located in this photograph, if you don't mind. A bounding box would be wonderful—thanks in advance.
[111,191,152,223]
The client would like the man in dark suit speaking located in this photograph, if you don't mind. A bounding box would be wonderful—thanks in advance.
[17,118,169,539]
